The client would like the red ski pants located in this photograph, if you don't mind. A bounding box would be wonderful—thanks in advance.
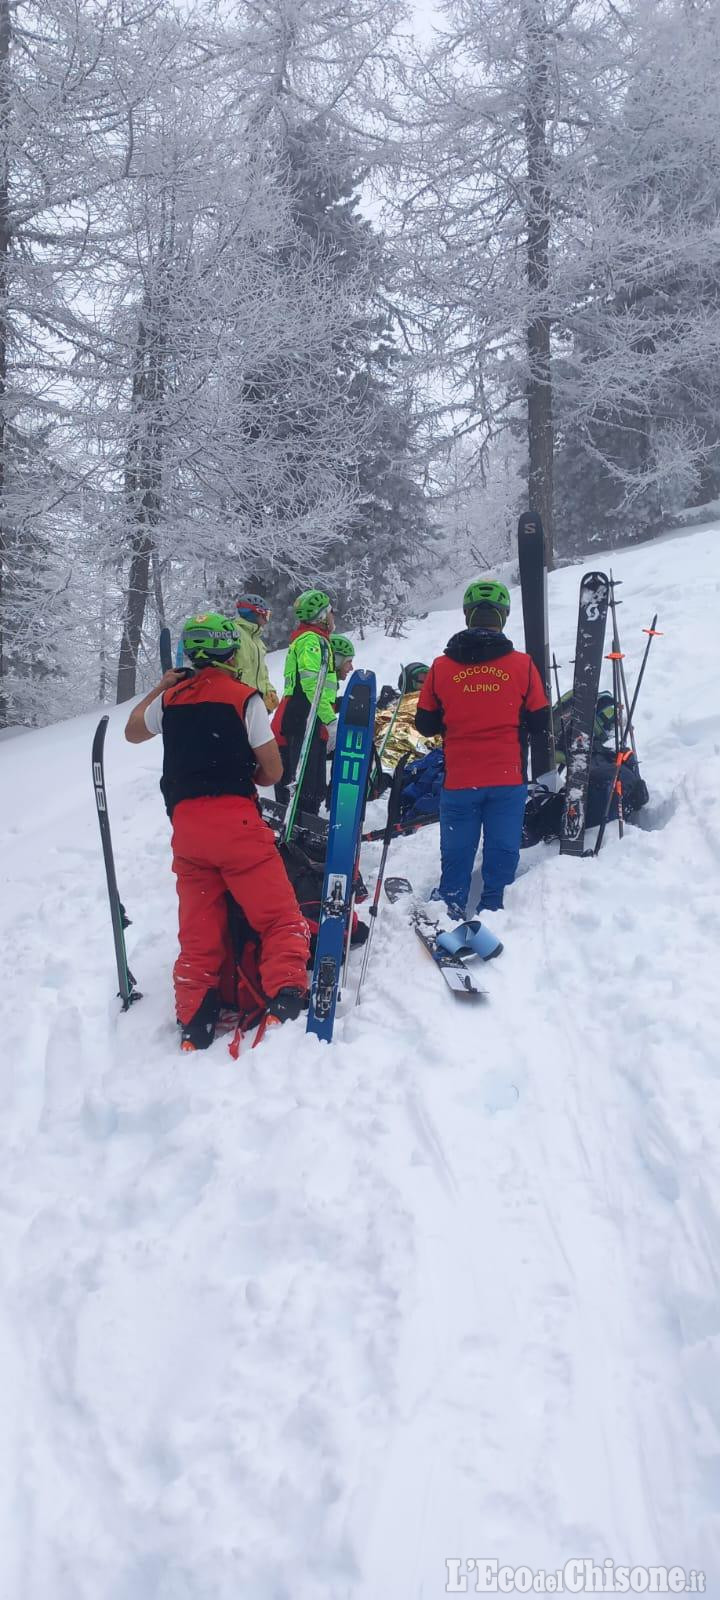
[170,796,310,1024]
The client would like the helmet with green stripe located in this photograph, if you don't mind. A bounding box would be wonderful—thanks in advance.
[181,612,239,668]
[330,633,354,659]
[294,588,332,623]
[463,578,510,630]
[399,662,428,692]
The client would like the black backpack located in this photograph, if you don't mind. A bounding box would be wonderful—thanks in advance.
[522,749,649,847]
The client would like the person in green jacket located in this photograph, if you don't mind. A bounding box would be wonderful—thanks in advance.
[330,633,355,690]
[272,589,338,813]
[234,594,279,710]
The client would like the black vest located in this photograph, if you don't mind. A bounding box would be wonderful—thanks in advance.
[160,672,258,817]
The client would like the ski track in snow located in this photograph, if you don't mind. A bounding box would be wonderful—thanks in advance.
[1,527,720,1597]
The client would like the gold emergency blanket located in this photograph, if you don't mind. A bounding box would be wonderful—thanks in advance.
[374,692,441,770]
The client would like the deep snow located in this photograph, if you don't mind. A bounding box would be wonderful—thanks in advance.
[1,526,720,1599]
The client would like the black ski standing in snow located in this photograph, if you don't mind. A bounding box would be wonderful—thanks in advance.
[559,571,610,856]
[92,716,141,1009]
[517,510,555,779]
[159,627,172,673]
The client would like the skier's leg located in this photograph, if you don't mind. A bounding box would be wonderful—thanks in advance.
[274,729,299,805]
[477,784,528,910]
[438,787,484,918]
[171,804,229,1044]
[294,727,327,815]
[220,805,311,1002]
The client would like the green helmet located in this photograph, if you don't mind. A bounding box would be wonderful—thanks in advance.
[182,611,238,667]
[294,588,332,623]
[399,662,428,692]
[330,633,354,659]
[463,579,511,614]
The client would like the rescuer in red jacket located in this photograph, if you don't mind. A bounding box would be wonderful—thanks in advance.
[415,579,549,918]
[125,612,310,1051]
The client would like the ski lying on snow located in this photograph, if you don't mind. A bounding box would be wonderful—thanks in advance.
[383,876,488,999]
[260,794,440,848]
[414,917,487,996]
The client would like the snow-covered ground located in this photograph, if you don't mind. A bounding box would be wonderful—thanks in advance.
[1,525,720,1599]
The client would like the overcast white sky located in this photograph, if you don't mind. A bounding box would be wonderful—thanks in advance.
[412,0,440,40]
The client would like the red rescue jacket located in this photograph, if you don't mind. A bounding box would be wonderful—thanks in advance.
[416,630,548,789]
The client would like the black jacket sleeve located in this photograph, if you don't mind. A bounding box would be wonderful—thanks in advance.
[523,705,550,736]
[415,704,444,737]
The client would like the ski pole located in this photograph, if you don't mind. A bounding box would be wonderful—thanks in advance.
[607,644,624,840]
[608,574,637,759]
[377,667,407,763]
[619,614,661,749]
[593,748,632,856]
[356,754,410,1004]
[605,594,626,840]
[361,812,437,843]
[551,652,562,707]
[594,614,661,855]
[551,651,573,760]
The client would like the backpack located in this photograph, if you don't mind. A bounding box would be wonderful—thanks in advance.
[279,838,367,954]
[218,835,367,1032]
[553,690,616,759]
[521,749,649,847]
[399,748,445,825]
[219,897,267,1030]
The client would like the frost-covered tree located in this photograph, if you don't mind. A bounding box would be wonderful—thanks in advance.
[429,431,525,584]
[70,19,369,701]
[388,0,626,565]
[0,0,167,725]
[554,0,720,550]
[392,0,720,562]
[286,124,434,633]
[199,1,434,641]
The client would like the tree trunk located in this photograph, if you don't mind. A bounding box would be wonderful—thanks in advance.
[99,587,107,702]
[116,532,153,702]
[151,547,166,631]
[116,175,175,706]
[523,0,554,568]
[116,282,168,703]
[0,0,11,725]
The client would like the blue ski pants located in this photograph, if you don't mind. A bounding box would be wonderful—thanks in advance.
[439,784,528,914]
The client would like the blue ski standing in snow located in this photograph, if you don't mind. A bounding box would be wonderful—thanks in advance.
[307,669,376,1042]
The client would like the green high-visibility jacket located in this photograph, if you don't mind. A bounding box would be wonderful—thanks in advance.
[283,629,337,724]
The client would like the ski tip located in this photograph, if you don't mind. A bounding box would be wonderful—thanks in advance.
[517,510,544,535]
